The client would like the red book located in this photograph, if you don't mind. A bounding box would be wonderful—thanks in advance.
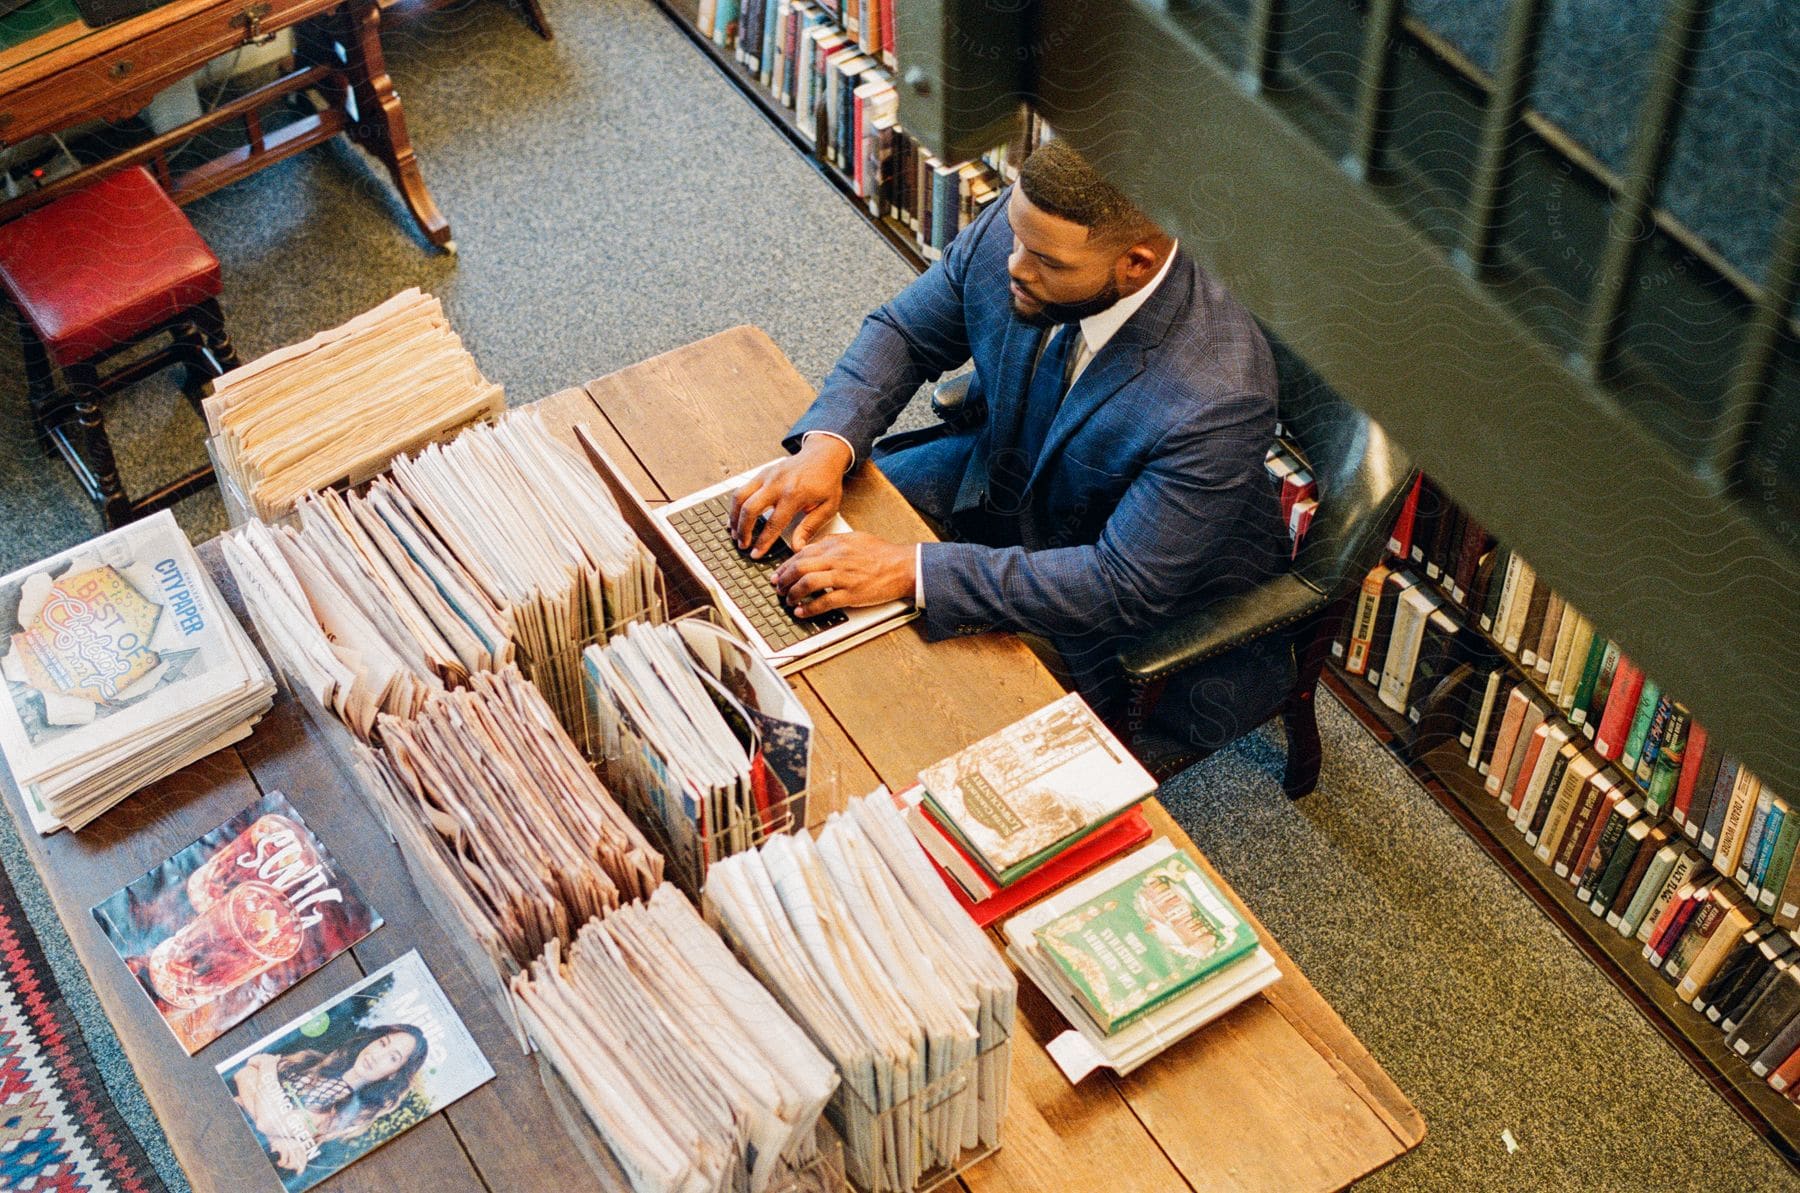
[1673,722,1711,824]
[919,806,1155,928]
[1387,474,1423,559]
[879,0,895,62]
[1508,723,1552,813]
[1649,881,1711,965]
[1593,656,1645,760]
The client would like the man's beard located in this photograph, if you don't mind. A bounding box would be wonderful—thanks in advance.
[1012,276,1122,328]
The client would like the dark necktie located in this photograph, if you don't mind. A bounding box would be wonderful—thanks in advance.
[995,325,1082,514]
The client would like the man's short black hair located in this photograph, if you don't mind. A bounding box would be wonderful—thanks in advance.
[1017,140,1158,246]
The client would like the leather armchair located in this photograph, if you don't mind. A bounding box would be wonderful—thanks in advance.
[1120,370,1415,796]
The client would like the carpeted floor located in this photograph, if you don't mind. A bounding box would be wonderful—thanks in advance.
[0,0,1795,1190]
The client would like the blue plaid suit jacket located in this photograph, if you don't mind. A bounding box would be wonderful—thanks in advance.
[787,189,1291,731]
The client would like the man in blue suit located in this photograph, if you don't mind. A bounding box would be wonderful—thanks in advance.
[732,140,1292,752]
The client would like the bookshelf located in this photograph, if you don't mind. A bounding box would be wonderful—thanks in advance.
[649,0,933,273]
[1324,529,1800,1173]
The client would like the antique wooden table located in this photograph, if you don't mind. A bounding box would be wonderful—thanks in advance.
[0,0,448,245]
[0,326,1423,1191]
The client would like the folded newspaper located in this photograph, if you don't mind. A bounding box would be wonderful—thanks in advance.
[512,884,838,1193]
[0,511,274,833]
[220,406,660,742]
[704,793,1015,1193]
[204,288,506,523]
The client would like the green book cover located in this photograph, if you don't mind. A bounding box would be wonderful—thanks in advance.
[1034,853,1259,1035]
[1621,680,1663,770]
[1757,805,1800,912]
[1577,640,1622,729]
[1576,633,1620,726]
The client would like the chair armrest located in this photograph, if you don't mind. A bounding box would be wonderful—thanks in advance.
[1120,572,1331,683]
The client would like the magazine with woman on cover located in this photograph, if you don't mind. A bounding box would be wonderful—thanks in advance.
[216,950,494,1192]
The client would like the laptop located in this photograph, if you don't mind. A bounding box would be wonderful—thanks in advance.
[574,429,914,674]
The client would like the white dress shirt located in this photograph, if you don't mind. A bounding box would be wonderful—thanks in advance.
[805,243,1180,608]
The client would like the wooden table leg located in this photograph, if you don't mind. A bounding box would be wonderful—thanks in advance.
[339,0,453,250]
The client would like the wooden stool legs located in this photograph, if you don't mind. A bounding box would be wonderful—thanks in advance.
[10,298,236,529]
[54,361,133,529]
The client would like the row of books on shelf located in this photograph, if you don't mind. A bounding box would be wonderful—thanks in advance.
[1331,474,1800,1110]
[694,0,1055,259]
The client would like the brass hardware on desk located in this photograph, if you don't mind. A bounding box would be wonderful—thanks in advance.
[232,3,275,46]
[108,60,134,81]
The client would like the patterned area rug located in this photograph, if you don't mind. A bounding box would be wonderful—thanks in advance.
[0,861,164,1193]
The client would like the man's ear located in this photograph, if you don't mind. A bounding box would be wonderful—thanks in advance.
[1119,239,1163,283]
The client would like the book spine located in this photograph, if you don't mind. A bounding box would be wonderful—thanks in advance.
[1573,784,1629,896]
[1758,805,1800,915]
[1636,855,1703,944]
[1484,688,1531,795]
[1592,821,1651,916]
[1479,546,1512,633]
[1605,823,1670,927]
[1618,678,1662,771]
[1634,693,1675,782]
[1386,474,1422,558]
[1671,721,1711,828]
[1593,656,1645,759]
[1516,578,1551,667]
[1531,593,1565,678]
[1578,639,1623,736]
[1713,770,1763,876]
[1750,800,1790,898]
[1734,789,1776,888]
[1466,671,1502,770]
[1617,845,1678,938]
[1501,562,1536,656]
[1343,565,1388,675]
[1645,706,1691,816]
[1701,755,1744,851]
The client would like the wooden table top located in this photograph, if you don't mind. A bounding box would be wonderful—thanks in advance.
[0,325,1422,1193]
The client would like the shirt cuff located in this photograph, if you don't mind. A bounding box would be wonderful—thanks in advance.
[801,430,857,471]
[914,543,925,609]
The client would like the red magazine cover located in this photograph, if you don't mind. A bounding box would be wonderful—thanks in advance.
[92,792,381,1053]
[920,805,1155,928]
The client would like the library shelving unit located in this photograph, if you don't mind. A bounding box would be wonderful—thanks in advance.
[1323,552,1800,1173]
[647,0,932,274]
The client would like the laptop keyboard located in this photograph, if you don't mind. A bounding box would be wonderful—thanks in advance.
[666,493,849,650]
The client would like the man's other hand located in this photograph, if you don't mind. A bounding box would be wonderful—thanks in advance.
[731,435,853,557]
[773,533,915,616]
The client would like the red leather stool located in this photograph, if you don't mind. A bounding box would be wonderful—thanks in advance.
[0,166,240,528]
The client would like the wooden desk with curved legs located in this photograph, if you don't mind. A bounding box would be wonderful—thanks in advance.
[0,0,448,248]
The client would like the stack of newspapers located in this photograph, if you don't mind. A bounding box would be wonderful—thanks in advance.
[512,885,839,1193]
[1003,839,1281,1082]
[205,288,506,522]
[357,667,663,969]
[222,407,661,739]
[582,618,812,888]
[705,793,1014,1193]
[0,512,273,833]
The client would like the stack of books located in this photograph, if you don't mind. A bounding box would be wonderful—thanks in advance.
[511,884,839,1193]
[704,793,1014,1193]
[0,511,274,833]
[205,289,506,523]
[1004,839,1280,1081]
[899,693,1154,926]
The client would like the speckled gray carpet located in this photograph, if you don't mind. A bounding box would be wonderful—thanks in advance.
[0,0,1794,1189]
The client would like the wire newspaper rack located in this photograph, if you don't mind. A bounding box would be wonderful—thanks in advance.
[704,896,1009,1193]
[536,1057,852,1193]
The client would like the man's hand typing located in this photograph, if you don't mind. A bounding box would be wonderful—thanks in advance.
[730,434,852,558]
[773,533,916,616]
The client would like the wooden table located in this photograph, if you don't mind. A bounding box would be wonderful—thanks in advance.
[0,327,1423,1192]
[0,0,448,246]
